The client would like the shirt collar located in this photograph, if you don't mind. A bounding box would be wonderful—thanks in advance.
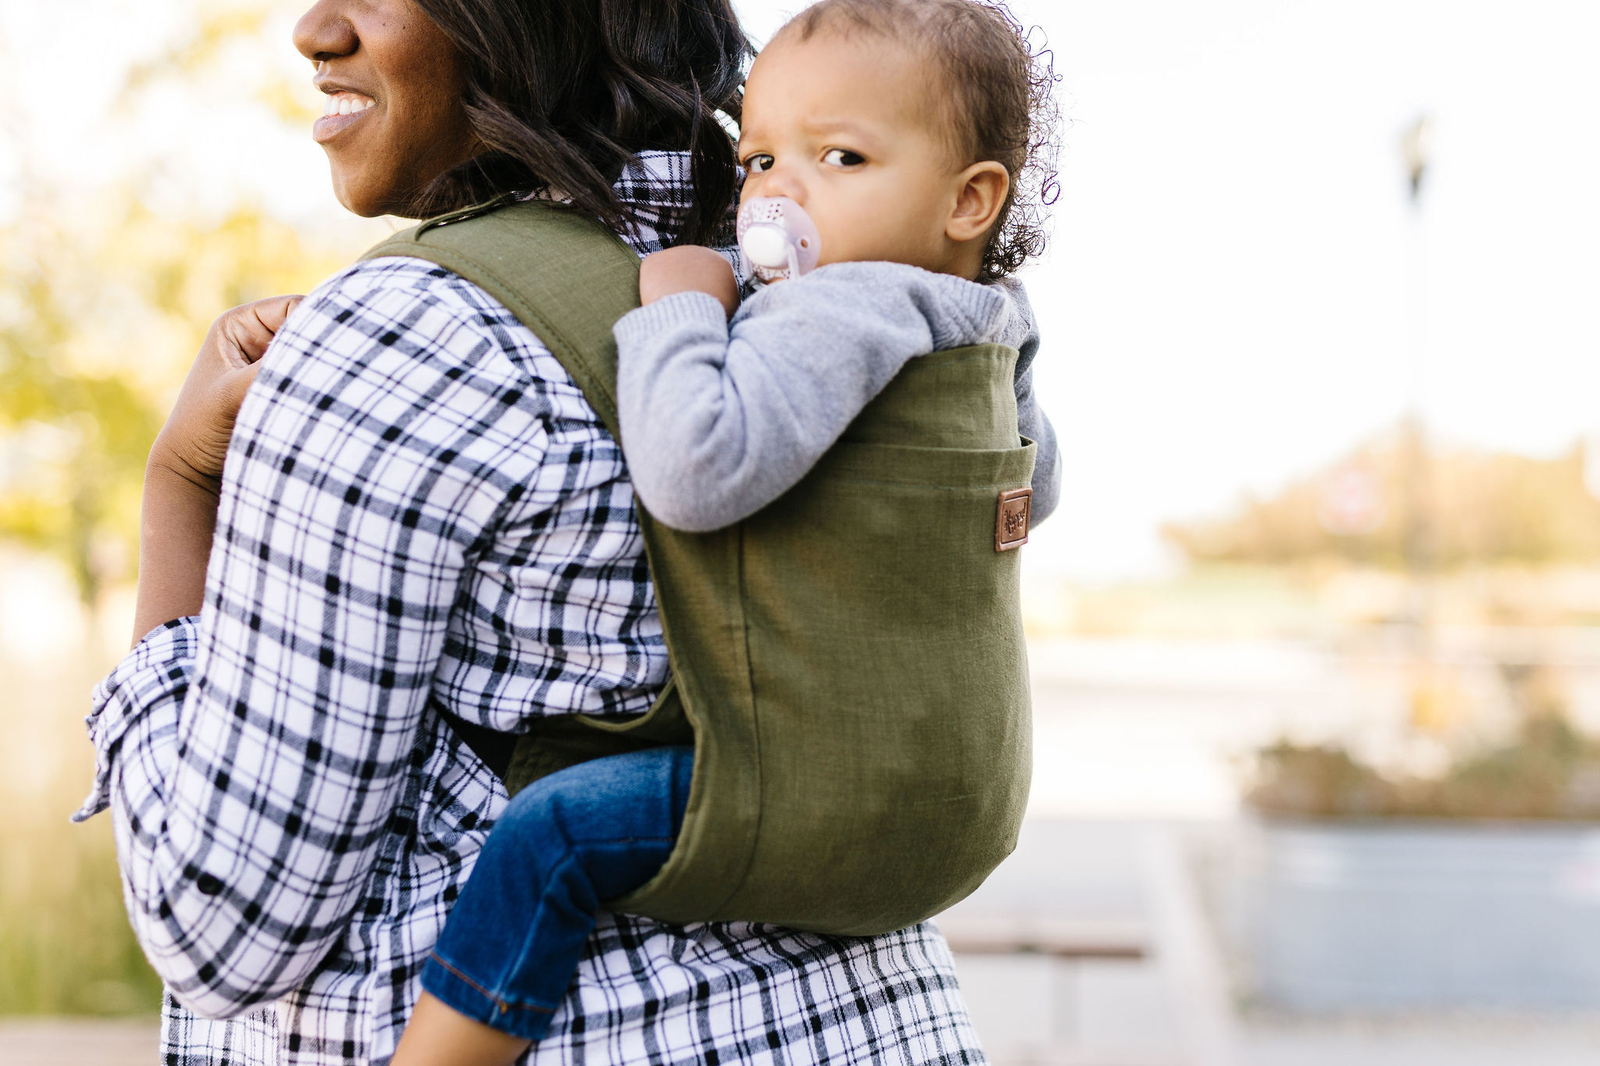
[613,151,745,281]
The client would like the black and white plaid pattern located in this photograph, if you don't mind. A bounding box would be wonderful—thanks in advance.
[77,152,986,1065]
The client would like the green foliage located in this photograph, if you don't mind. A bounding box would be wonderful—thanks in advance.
[0,0,354,606]
[0,200,348,605]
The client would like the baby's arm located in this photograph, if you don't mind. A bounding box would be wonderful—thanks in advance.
[638,245,741,319]
[988,277,1061,524]
[1016,366,1062,523]
[615,261,1008,532]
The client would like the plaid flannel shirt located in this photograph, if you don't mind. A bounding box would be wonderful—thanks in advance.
[77,152,987,1066]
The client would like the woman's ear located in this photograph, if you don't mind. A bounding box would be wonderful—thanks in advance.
[946,161,1011,245]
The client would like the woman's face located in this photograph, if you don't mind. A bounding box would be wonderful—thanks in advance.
[293,0,477,217]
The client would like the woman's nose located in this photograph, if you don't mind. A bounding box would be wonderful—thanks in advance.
[294,0,359,63]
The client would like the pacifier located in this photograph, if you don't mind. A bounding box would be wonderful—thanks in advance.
[737,196,821,284]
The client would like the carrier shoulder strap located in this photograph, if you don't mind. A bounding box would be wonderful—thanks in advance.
[363,195,637,441]
[363,198,699,790]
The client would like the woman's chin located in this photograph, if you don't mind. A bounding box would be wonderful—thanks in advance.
[328,173,385,219]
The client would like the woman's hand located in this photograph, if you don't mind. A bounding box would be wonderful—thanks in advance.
[132,296,300,644]
[639,246,740,319]
[149,296,302,490]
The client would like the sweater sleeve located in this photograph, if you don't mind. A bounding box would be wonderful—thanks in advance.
[613,262,1008,532]
[989,277,1062,524]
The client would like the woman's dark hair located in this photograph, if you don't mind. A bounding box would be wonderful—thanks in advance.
[788,0,1061,278]
[409,0,751,246]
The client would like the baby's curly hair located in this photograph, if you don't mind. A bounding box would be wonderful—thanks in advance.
[784,0,1061,279]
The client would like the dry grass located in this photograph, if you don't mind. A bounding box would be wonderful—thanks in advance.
[0,569,161,1016]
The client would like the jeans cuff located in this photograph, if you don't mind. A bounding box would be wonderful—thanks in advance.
[420,952,559,1041]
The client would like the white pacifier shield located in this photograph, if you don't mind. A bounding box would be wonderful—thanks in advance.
[742,225,792,269]
[737,195,822,282]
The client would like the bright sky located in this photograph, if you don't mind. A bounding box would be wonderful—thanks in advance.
[8,0,1600,580]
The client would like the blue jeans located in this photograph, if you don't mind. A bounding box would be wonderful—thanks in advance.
[421,745,694,1040]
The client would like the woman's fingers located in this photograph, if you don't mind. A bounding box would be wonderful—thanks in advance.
[219,295,305,369]
[149,296,302,486]
[246,294,304,345]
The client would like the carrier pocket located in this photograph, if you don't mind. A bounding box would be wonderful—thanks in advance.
[809,439,1037,490]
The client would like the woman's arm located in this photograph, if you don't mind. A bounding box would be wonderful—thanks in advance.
[81,265,553,1017]
[133,297,300,644]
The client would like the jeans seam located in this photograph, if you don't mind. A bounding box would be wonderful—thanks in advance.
[429,952,556,1015]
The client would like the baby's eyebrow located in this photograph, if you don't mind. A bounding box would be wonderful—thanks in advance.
[798,116,880,142]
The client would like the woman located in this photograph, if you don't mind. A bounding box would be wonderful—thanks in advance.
[77,1,995,1063]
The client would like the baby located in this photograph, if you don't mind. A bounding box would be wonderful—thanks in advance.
[393,2,1061,1063]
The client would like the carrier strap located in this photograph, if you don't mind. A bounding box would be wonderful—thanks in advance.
[364,197,638,442]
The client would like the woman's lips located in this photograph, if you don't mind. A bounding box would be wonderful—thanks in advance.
[313,91,377,144]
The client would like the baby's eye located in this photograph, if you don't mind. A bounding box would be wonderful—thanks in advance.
[742,153,774,173]
[822,148,866,168]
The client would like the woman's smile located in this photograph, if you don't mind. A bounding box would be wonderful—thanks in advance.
[293,0,474,216]
[314,90,378,143]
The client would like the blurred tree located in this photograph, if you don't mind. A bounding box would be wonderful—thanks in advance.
[0,0,368,1019]
[0,0,352,610]
[1247,669,1600,820]
[0,200,346,608]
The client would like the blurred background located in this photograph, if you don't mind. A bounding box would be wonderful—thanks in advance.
[2,0,1598,1062]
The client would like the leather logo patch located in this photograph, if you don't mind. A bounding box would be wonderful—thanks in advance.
[995,488,1032,552]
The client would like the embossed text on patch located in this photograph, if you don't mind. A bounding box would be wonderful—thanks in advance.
[995,488,1032,552]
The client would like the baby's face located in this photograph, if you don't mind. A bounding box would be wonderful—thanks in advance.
[738,29,968,276]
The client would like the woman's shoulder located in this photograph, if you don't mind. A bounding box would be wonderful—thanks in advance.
[273,255,579,390]
[244,255,610,457]
[311,255,529,334]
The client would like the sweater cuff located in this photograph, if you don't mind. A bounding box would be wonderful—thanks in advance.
[613,291,730,347]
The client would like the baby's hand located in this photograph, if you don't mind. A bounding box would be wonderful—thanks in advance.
[639,246,739,319]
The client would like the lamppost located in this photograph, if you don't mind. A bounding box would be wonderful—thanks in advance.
[1400,117,1433,605]
[1400,115,1443,732]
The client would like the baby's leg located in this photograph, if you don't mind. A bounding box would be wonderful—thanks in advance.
[391,744,694,1066]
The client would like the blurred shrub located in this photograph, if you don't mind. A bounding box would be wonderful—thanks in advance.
[1249,702,1600,821]
[1165,436,1600,569]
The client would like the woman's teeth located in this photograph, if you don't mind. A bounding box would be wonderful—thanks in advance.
[323,93,376,117]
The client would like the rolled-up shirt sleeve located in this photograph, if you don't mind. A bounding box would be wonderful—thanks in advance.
[76,615,198,836]
[75,262,557,1018]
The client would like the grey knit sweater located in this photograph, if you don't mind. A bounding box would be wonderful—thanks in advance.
[613,261,1062,533]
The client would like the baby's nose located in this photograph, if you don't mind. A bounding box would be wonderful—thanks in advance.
[756,165,806,204]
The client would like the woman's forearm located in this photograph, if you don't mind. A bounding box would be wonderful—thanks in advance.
[127,296,300,646]
[131,459,221,645]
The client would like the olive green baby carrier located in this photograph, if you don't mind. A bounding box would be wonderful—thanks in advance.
[364,198,1036,936]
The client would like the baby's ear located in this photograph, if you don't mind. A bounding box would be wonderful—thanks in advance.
[946,162,1010,245]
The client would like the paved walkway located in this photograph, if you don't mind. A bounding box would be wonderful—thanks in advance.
[0,1018,157,1066]
[12,818,1600,1066]
[949,820,1600,1066]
